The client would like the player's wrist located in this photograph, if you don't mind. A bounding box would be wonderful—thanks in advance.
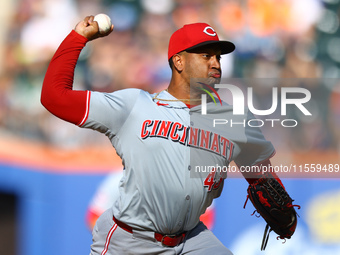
[69,30,89,44]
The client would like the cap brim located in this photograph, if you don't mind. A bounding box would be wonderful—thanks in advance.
[185,40,235,55]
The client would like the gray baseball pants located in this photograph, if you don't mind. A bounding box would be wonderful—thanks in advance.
[90,209,233,255]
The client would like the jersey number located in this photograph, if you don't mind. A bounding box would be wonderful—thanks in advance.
[204,168,223,192]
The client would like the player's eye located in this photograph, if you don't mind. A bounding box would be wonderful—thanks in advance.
[202,54,221,61]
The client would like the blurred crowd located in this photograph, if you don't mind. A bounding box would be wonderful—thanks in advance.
[0,0,339,153]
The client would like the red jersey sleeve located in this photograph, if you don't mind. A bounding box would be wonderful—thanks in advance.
[241,159,285,188]
[41,30,90,126]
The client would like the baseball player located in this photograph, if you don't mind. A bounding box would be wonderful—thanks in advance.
[41,15,296,255]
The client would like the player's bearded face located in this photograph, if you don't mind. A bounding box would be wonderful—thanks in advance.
[183,46,222,94]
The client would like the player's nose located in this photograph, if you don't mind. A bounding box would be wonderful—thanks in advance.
[210,55,221,69]
[209,57,221,75]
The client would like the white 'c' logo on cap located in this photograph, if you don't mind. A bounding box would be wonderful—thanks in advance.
[203,26,217,36]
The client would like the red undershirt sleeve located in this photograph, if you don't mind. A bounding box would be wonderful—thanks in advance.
[241,159,285,188]
[41,30,90,126]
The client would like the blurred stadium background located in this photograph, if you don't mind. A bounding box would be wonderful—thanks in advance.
[0,0,340,254]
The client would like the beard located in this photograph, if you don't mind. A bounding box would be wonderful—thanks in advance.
[189,77,221,101]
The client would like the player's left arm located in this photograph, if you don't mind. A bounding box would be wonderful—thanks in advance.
[236,112,299,250]
[232,110,282,185]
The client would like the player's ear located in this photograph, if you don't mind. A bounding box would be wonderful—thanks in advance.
[172,53,184,72]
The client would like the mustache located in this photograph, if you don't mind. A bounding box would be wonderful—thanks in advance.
[208,70,221,76]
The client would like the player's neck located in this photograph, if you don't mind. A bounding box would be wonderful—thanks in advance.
[167,86,189,101]
[167,79,201,103]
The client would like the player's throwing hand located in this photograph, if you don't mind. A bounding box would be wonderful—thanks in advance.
[74,15,113,41]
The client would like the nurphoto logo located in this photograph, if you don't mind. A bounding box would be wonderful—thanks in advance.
[198,79,312,128]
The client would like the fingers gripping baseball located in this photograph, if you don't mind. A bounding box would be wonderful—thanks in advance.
[74,15,113,41]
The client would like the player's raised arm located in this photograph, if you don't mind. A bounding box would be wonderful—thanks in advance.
[40,15,113,125]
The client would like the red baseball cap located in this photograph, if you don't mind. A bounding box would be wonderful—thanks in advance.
[168,23,235,60]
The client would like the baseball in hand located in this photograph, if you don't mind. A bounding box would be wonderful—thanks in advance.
[94,14,112,34]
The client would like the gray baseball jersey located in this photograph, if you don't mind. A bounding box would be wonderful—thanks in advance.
[81,89,274,235]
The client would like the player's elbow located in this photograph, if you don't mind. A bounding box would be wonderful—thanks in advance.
[40,82,64,116]
[40,88,47,108]
[40,85,54,112]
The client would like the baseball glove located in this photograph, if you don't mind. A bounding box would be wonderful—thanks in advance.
[244,176,300,250]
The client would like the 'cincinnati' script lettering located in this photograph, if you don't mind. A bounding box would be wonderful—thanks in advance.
[140,119,234,161]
